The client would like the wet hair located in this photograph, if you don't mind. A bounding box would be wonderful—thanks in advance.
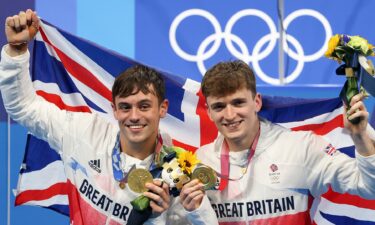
[112,65,165,104]
[201,60,256,98]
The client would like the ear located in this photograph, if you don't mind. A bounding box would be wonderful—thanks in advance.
[159,99,169,118]
[111,102,119,120]
[254,93,262,113]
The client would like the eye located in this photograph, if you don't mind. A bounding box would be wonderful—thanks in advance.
[118,103,131,111]
[167,168,173,173]
[139,103,151,111]
[173,178,180,183]
[211,103,225,112]
[232,99,246,107]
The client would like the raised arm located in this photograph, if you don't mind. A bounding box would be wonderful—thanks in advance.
[305,93,375,199]
[5,9,39,56]
[0,9,98,152]
[344,93,375,156]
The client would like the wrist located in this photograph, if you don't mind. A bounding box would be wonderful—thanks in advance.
[6,42,28,56]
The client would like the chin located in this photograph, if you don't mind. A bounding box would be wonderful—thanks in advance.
[128,135,147,144]
[222,129,240,137]
[225,132,245,142]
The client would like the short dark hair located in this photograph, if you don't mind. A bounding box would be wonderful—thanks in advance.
[112,65,165,104]
[201,60,257,98]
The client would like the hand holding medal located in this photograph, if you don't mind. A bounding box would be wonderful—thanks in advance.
[127,168,154,193]
[166,147,217,211]
[179,164,218,211]
[128,168,170,212]
[169,147,217,191]
[126,146,217,213]
[191,165,217,190]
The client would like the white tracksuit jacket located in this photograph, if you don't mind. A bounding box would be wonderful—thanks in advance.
[0,47,218,225]
[196,119,375,224]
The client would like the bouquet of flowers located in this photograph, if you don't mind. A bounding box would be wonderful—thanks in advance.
[325,34,374,64]
[325,34,375,123]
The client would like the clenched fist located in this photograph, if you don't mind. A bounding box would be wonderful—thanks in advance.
[5,9,39,55]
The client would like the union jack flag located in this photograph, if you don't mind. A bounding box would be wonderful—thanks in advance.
[324,144,337,156]
[14,20,375,224]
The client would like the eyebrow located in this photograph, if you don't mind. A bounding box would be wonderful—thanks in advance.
[209,102,225,108]
[231,97,247,103]
[137,99,152,104]
[117,99,152,106]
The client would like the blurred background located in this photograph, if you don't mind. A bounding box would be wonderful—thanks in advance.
[1,0,375,224]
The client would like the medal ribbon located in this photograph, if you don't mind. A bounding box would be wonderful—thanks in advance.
[218,126,260,191]
[112,132,163,183]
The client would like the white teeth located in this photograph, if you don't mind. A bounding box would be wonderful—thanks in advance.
[224,121,241,127]
[128,125,143,129]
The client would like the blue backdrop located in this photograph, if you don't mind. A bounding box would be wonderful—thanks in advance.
[135,0,375,84]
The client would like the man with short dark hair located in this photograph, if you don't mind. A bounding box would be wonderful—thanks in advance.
[0,9,218,225]
[196,60,375,224]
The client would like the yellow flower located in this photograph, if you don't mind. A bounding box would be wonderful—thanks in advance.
[177,151,200,175]
[368,44,375,56]
[325,34,340,58]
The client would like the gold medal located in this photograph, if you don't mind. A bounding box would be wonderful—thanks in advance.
[127,168,153,193]
[192,165,217,190]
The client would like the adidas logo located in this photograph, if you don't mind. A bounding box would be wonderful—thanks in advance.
[89,159,101,173]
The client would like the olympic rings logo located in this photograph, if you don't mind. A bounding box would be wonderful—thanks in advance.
[169,9,332,85]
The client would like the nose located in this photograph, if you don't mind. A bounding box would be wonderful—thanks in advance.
[129,108,140,122]
[223,105,236,120]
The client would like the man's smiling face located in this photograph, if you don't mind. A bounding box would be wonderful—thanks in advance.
[112,85,168,146]
[206,87,261,149]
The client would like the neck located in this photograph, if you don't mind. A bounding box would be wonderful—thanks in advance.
[226,121,260,152]
[119,134,157,160]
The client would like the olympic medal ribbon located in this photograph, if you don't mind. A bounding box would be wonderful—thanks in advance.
[218,127,260,191]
